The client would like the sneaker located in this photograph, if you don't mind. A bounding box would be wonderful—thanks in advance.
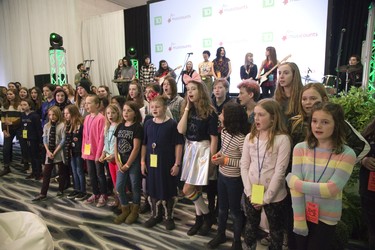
[67,191,80,199]
[32,194,47,202]
[96,195,108,207]
[84,194,99,204]
[56,191,64,198]
[75,192,87,201]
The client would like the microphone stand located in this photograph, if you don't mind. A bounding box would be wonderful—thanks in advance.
[177,53,191,95]
[336,29,345,93]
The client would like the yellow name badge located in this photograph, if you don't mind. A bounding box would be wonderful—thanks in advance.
[84,143,91,155]
[150,154,158,168]
[251,184,265,205]
[22,130,27,139]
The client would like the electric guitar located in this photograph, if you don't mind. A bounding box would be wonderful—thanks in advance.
[158,65,182,85]
[257,54,291,86]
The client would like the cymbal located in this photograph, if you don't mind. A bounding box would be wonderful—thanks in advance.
[337,64,361,73]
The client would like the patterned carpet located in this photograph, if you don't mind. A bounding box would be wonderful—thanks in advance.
[0,143,240,250]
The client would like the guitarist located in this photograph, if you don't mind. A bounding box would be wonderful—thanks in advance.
[154,60,177,84]
[256,46,278,99]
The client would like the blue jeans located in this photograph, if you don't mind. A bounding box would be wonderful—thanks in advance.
[217,172,244,241]
[86,160,107,195]
[71,156,86,193]
[116,160,141,205]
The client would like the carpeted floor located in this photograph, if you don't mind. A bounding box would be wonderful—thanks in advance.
[0,143,244,250]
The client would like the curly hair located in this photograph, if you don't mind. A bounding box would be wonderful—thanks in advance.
[222,102,249,135]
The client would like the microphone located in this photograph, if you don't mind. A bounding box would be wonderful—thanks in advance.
[187,52,193,55]
[308,67,312,73]
[341,28,346,33]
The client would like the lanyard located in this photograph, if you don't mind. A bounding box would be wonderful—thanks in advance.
[151,117,166,153]
[313,147,333,183]
[257,137,267,183]
[221,133,233,155]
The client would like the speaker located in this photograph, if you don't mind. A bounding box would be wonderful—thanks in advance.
[34,74,50,90]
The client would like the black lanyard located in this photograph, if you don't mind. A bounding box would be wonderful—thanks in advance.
[313,147,333,183]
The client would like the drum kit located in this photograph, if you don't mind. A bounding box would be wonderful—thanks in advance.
[300,64,361,95]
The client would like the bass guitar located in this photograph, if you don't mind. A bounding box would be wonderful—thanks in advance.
[257,54,291,86]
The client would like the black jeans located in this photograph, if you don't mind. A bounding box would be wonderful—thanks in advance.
[217,172,243,241]
[294,221,336,250]
[41,162,68,196]
[2,129,19,166]
[25,140,42,177]
[361,195,375,250]
[86,160,108,196]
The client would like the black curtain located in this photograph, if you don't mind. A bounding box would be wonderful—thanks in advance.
[124,5,150,66]
[327,0,373,74]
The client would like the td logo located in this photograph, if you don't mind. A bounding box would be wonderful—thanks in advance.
[262,32,273,42]
[263,0,274,7]
[154,16,162,25]
[203,38,212,48]
[202,7,212,17]
[155,44,163,53]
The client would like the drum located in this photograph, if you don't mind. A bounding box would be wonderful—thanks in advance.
[322,75,339,95]
[322,75,338,87]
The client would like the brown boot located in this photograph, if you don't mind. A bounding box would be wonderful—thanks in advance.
[125,204,140,224]
[114,205,130,224]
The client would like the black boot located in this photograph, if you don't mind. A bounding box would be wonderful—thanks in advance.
[140,194,151,214]
[205,232,227,249]
[163,197,177,230]
[199,212,214,236]
[0,166,11,177]
[187,214,204,236]
[144,198,163,228]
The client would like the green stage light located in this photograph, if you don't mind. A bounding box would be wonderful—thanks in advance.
[50,33,63,49]
[127,46,137,58]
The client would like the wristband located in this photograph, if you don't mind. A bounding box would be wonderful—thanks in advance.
[224,156,229,165]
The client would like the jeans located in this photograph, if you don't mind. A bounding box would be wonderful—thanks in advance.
[116,160,141,205]
[71,156,86,193]
[217,172,244,241]
[294,221,336,250]
[26,140,42,177]
[86,160,108,195]
[361,195,375,250]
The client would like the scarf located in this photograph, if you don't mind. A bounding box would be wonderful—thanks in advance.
[48,122,57,163]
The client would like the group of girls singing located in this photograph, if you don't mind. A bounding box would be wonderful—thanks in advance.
[2,61,371,250]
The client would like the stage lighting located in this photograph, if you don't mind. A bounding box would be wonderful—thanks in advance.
[127,47,137,58]
[50,33,63,49]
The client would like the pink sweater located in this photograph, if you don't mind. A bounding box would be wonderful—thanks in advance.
[240,133,291,204]
[82,113,105,161]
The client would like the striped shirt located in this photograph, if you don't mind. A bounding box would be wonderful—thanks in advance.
[286,142,356,236]
[219,129,246,177]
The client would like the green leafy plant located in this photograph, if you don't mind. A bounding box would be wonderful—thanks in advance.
[330,87,374,246]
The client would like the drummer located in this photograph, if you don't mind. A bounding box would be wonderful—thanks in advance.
[338,54,363,92]
[347,54,363,88]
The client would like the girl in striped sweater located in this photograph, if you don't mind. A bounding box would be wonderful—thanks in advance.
[286,102,356,250]
[206,102,249,249]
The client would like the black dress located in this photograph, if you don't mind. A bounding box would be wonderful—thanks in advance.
[143,118,184,200]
